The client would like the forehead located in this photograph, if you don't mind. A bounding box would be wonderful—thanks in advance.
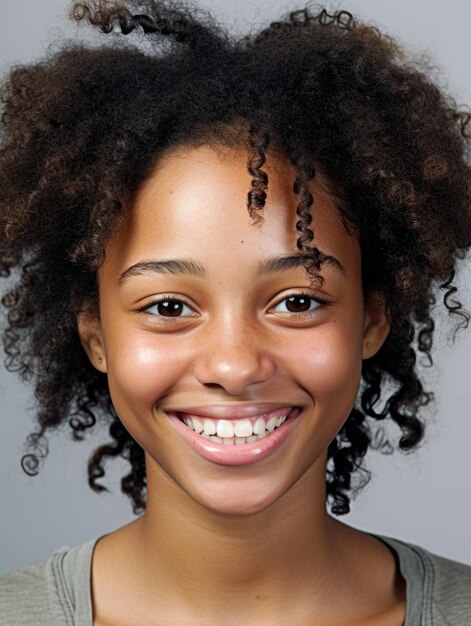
[103,144,359,278]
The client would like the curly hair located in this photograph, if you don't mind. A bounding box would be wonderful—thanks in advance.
[1,0,471,516]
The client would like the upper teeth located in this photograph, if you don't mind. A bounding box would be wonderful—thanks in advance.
[180,412,290,438]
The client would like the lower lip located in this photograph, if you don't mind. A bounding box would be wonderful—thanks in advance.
[166,407,302,466]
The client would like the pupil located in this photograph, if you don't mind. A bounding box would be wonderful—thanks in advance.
[158,301,183,317]
[286,296,310,312]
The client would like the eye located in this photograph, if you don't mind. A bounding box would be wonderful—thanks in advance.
[271,292,329,315]
[139,296,195,318]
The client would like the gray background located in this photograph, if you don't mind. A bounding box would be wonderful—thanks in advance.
[1,0,471,575]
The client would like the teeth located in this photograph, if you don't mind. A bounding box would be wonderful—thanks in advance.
[203,420,217,436]
[192,417,204,433]
[253,418,266,435]
[266,417,277,432]
[216,420,234,438]
[181,410,291,442]
[217,433,269,444]
[214,418,254,438]
[234,419,252,438]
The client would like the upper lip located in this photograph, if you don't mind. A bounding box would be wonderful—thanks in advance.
[164,403,297,420]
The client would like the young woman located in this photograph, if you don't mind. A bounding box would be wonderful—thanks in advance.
[1,1,471,624]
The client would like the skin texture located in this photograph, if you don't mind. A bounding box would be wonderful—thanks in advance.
[78,144,405,625]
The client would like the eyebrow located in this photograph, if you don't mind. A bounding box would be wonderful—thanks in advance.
[255,253,346,278]
[117,253,346,286]
[118,259,205,285]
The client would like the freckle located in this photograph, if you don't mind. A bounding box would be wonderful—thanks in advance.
[240,240,244,243]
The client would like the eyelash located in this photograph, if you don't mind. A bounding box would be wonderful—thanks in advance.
[272,291,333,317]
[136,291,332,320]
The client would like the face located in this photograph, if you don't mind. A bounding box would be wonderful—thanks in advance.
[78,143,390,516]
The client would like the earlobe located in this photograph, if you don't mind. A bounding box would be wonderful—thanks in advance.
[76,308,107,373]
[362,291,391,359]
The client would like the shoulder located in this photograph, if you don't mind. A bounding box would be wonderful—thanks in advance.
[0,536,98,626]
[419,544,471,620]
[0,550,66,626]
[379,533,471,625]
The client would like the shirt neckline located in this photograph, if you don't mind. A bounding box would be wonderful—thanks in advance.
[368,531,427,626]
[57,530,427,626]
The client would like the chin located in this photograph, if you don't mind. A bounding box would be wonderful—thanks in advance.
[185,477,291,517]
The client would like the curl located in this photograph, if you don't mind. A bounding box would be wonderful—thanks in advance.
[72,0,226,52]
[246,124,270,223]
[439,268,470,341]
[20,429,49,476]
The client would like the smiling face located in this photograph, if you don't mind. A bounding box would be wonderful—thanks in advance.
[77,143,390,516]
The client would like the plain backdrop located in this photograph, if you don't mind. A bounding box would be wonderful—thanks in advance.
[1,0,471,575]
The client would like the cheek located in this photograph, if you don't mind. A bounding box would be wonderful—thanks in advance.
[105,332,188,418]
[289,322,363,415]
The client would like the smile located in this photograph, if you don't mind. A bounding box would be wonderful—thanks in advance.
[166,406,303,466]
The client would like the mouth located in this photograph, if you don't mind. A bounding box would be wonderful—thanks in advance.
[165,406,303,466]
[175,406,297,445]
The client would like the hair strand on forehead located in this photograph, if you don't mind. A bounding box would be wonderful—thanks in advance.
[246,123,270,223]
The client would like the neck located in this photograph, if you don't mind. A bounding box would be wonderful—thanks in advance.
[119,453,356,623]
[142,458,336,585]
[92,454,404,625]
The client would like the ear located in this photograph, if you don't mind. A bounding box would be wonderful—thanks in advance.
[76,305,107,373]
[362,290,391,360]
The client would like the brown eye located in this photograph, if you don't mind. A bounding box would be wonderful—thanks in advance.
[157,301,184,316]
[271,293,325,315]
[285,295,312,313]
[144,298,194,318]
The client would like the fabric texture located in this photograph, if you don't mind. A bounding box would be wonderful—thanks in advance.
[1,531,471,625]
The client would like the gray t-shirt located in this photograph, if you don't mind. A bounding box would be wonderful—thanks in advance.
[1,531,471,625]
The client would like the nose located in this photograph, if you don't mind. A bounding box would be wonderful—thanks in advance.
[193,317,276,396]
